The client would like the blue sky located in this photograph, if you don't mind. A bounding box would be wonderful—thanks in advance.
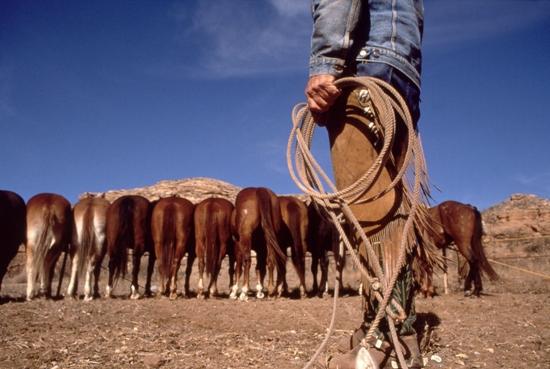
[1,0,549,210]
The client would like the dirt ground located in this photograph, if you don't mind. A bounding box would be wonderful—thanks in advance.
[1,253,549,369]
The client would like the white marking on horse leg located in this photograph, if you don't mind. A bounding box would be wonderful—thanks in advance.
[130,285,140,300]
[209,286,217,297]
[26,264,35,301]
[197,277,204,299]
[67,254,79,298]
[169,276,178,300]
[83,261,93,301]
[255,283,264,299]
[323,281,329,298]
[229,284,239,300]
[300,285,306,298]
[277,283,284,298]
[239,286,249,301]
[105,285,112,298]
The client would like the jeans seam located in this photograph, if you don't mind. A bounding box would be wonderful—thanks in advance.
[391,0,398,51]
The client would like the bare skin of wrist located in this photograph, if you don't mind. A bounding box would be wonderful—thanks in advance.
[305,74,341,123]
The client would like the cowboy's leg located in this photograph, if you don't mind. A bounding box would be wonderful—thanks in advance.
[326,67,423,368]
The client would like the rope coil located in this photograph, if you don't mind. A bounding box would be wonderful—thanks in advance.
[288,76,429,369]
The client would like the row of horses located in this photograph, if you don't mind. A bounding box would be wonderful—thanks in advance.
[0,188,498,302]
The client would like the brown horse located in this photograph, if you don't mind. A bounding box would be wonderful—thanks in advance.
[151,196,195,299]
[278,196,308,298]
[66,196,110,301]
[194,197,234,298]
[426,200,498,297]
[25,193,72,301]
[307,202,344,297]
[230,187,286,301]
[0,190,26,293]
[105,195,155,299]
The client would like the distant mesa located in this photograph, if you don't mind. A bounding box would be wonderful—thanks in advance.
[80,177,242,204]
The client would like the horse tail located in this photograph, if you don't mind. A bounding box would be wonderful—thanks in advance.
[473,209,499,281]
[31,207,55,279]
[205,203,219,277]
[110,198,134,283]
[160,203,176,283]
[257,189,286,264]
[75,204,95,280]
[289,208,306,280]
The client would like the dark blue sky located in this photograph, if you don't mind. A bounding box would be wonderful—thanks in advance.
[2,0,549,210]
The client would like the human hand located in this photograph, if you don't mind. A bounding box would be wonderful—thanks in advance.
[305,74,341,124]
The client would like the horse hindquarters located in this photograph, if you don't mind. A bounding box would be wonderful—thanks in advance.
[0,190,25,292]
[26,194,71,300]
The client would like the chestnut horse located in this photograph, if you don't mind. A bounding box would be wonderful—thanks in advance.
[278,196,308,298]
[66,196,110,301]
[151,196,195,299]
[425,200,498,297]
[25,193,72,301]
[106,195,155,299]
[230,187,286,301]
[194,197,234,298]
[307,202,344,297]
[0,190,26,293]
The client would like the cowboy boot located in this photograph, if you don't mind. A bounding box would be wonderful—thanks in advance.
[327,344,391,369]
[386,333,423,369]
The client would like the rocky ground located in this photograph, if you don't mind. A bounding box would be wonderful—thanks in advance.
[1,252,548,369]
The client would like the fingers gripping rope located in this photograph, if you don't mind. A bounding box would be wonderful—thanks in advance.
[289,77,428,369]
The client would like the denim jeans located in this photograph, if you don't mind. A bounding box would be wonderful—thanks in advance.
[357,62,421,125]
[310,0,424,91]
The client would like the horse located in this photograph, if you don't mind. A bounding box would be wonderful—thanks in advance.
[66,196,110,301]
[194,197,234,298]
[307,202,345,297]
[230,187,287,301]
[278,196,308,298]
[424,200,499,297]
[0,190,26,293]
[105,195,155,299]
[25,193,72,301]
[151,196,195,299]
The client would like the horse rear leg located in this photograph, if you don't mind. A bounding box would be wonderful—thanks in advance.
[230,248,242,300]
[182,253,194,298]
[66,245,79,298]
[311,253,319,295]
[319,251,329,298]
[292,243,307,298]
[144,252,155,297]
[83,258,95,301]
[130,251,142,299]
[197,255,206,299]
[228,249,236,289]
[25,245,37,301]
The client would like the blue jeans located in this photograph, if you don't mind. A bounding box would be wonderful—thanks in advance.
[357,62,421,125]
[310,0,424,91]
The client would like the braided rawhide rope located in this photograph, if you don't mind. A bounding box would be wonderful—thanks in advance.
[288,76,429,369]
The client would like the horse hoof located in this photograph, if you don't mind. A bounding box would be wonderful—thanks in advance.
[197,293,205,300]
[130,293,141,300]
[256,291,265,299]
[169,293,178,300]
[239,292,249,301]
[83,295,93,302]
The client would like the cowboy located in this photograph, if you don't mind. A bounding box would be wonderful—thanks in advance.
[305,1,428,368]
